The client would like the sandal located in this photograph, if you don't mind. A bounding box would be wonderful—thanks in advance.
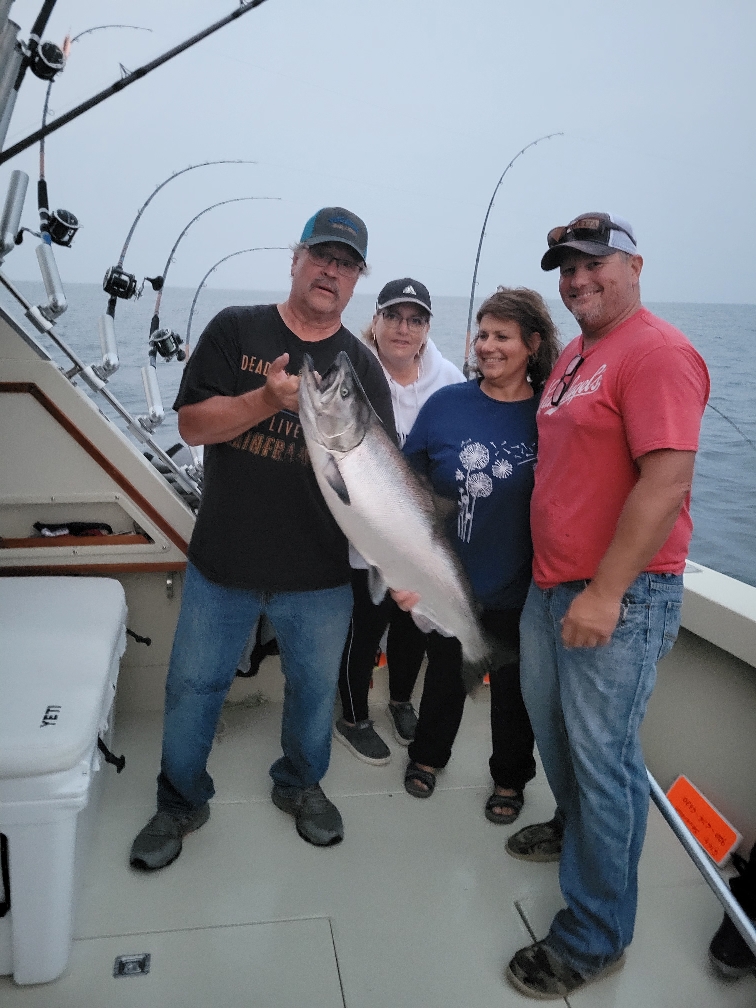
[404,761,436,799]
[485,788,524,824]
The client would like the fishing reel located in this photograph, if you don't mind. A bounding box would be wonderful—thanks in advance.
[102,265,137,300]
[28,41,66,81]
[150,328,186,362]
[40,208,79,247]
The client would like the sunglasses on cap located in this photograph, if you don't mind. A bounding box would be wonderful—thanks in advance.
[546,216,636,249]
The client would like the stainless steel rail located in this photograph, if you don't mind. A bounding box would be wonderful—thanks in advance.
[648,770,756,957]
[0,271,200,500]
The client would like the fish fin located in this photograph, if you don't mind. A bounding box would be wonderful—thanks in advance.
[431,491,457,523]
[416,473,456,523]
[367,566,388,605]
[322,455,350,505]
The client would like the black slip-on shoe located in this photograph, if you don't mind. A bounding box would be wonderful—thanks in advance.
[333,718,391,765]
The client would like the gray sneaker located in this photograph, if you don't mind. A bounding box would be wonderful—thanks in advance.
[271,783,343,846]
[387,702,417,745]
[333,718,391,765]
[129,804,210,870]
[506,817,563,862]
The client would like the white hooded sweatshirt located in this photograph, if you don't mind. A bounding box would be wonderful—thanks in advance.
[373,337,466,447]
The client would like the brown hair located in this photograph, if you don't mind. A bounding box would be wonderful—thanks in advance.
[474,287,561,391]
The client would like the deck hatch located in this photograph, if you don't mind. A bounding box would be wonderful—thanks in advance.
[112,953,151,978]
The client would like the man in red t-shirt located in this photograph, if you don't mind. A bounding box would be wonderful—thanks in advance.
[504,212,710,1000]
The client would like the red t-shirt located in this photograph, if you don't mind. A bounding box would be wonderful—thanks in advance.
[531,307,710,589]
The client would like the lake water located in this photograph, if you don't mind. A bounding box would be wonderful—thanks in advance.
[3,280,755,587]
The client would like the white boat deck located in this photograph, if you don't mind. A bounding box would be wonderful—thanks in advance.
[1,669,754,1007]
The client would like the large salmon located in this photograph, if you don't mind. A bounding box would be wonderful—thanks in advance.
[298,350,494,693]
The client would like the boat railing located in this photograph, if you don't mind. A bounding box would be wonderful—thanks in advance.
[0,267,202,505]
[648,770,756,956]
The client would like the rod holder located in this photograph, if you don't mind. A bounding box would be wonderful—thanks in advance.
[0,17,23,153]
[138,364,165,431]
[80,364,107,393]
[24,303,53,333]
[0,169,28,265]
[96,313,119,378]
[35,240,67,319]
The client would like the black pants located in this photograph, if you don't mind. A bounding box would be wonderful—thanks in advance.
[338,568,427,724]
[408,608,536,789]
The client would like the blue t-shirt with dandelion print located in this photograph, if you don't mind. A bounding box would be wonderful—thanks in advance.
[403,379,538,610]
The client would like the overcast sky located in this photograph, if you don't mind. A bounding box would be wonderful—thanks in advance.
[3,0,755,303]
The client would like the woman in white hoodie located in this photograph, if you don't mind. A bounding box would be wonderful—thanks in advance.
[334,279,465,765]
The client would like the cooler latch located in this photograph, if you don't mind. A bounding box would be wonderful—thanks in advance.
[97,736,126,773]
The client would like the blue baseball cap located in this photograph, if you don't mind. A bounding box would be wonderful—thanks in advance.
[300,207,368,262]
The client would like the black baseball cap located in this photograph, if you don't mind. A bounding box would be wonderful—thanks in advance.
[375,278,432,315]
[300,207,368,262]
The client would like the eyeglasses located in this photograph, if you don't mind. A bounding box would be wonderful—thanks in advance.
[550,354,584,407]
[307,245,363,277]
[379,309,429,332]
[547,216,636,250]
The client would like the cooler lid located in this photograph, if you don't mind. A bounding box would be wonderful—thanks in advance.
[0,577,127,779]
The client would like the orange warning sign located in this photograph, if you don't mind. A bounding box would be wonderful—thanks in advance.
[666,775,741,866]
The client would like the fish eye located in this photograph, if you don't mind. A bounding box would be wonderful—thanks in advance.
[340,384,350,398]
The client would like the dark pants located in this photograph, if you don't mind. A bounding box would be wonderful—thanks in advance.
[338,568,427,724]
[408,608,536,789]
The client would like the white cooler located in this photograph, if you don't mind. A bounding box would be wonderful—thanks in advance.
[0,576,127,985]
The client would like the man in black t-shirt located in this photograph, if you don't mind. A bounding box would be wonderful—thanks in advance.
[130,208,396,870]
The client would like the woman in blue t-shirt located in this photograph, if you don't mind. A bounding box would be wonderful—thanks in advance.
[400,287,560,823]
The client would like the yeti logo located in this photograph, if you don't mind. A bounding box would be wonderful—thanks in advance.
[40,705,61,727]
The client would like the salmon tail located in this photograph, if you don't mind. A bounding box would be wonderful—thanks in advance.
[460,653,493,696]
[461,634,519,696]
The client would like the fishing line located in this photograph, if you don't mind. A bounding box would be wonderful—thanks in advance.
[705,402,756,453]
[0,0,272,166]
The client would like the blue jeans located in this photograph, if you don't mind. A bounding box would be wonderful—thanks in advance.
[157,562,353,812]
[519,573,683,975]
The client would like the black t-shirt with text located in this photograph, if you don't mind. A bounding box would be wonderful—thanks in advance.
[174,304,397,591]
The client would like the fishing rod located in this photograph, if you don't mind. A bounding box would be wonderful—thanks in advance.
[0,0,272,166]
[86,161,256,387]
[37,25,151,249]
[103,160,256,313]
[0,0,63,152]
[185,246,287,353]
[146,196,279,367]
[463,132,563,376]
[138,197,280,432]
